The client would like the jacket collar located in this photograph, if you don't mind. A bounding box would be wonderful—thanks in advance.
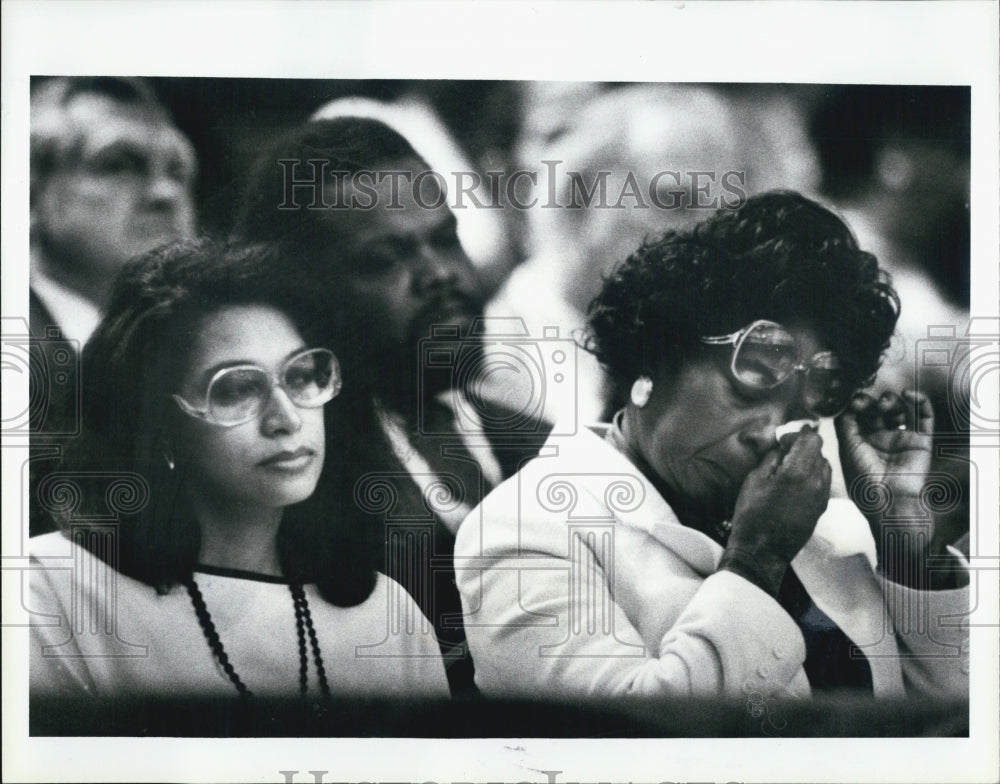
[538,416,877,576]
[537,419,723,574]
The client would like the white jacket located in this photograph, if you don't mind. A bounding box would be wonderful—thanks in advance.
[454,424,969,700]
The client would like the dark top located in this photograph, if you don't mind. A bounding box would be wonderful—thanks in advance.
[28,289,81,537]
[371,397,553,696]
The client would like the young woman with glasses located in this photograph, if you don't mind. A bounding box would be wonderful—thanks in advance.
[454,191,969,703]
[29,239,448,706]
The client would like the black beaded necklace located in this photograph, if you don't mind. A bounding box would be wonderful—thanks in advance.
[184,577,332,700]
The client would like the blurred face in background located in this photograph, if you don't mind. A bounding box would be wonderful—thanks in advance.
[33,92,197,280]
[316,158,484,378]
[530,87,814,314]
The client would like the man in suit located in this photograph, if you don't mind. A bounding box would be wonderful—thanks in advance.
[234,117,553,694]
[29,77,197,535]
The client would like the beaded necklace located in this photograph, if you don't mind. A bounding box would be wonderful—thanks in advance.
[184,577,331,700]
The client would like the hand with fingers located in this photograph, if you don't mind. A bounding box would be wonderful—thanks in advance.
[720,425,833,597]
[835,390,937,584]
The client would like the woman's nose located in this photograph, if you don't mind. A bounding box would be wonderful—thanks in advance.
[738,414,783,457]
[260,386,303,435]
[739,397,806,455]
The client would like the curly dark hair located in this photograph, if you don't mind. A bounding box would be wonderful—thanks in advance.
[51,238,380,606]
[585,191,900,396]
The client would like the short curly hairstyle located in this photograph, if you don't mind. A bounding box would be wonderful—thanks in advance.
[585,191,900,396]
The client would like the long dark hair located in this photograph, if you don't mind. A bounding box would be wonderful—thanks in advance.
[51,238,379,606]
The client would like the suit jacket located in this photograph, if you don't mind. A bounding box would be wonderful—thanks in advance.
[361,397,554,696]
[454,423,969,700]
[28,289,81,537]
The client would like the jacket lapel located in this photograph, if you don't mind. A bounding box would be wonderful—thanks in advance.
[791,499,905,698]
[537,425,723,577]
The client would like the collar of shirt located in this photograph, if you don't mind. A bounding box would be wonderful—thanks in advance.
[31,269,102,348]
[375,392,504,534]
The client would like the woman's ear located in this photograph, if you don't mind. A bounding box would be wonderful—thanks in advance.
[156,433,176,471]
[154,408,184,471]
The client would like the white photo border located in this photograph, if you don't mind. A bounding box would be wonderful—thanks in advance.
[3,2,998,782]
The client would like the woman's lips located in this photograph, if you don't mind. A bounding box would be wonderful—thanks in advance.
[701,455,757,497]
[258,447,316,471]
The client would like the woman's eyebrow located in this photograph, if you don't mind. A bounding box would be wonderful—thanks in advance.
[196,347,311,386]
[195,360,257,388]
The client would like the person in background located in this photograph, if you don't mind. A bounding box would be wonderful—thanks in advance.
[456,192,969,702]
[233,117,553,696]
[30,76,197,345]
[28,76,198,536]
[310,94,513,297]
[30,239,448,703]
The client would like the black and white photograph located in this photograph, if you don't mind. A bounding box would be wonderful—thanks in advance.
[3,2,998,783]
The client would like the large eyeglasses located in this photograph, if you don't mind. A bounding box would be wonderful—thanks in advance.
[172,348,342,428]
[700,319,849,417]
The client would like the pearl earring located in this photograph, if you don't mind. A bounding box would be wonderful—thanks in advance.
[630,376,653,408]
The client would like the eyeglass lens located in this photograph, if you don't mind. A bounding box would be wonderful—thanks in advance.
[208,350,337,424]
[801,360,847,417]
[733,322,847,416]
[733,323,799,387]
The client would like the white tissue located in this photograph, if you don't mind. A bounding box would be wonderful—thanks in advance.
[775,419,818,444]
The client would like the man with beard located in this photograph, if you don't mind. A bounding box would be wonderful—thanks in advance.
[234,117,552,695]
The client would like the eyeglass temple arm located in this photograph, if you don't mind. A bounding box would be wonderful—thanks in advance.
[699,329,744,345]
[171,393,210,420]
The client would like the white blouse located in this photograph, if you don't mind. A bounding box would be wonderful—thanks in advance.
[29,532,449,699]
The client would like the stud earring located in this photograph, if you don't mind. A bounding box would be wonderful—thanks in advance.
[630,376,653,408]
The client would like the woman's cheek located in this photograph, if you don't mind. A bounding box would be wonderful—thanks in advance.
[181,425,255,490]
